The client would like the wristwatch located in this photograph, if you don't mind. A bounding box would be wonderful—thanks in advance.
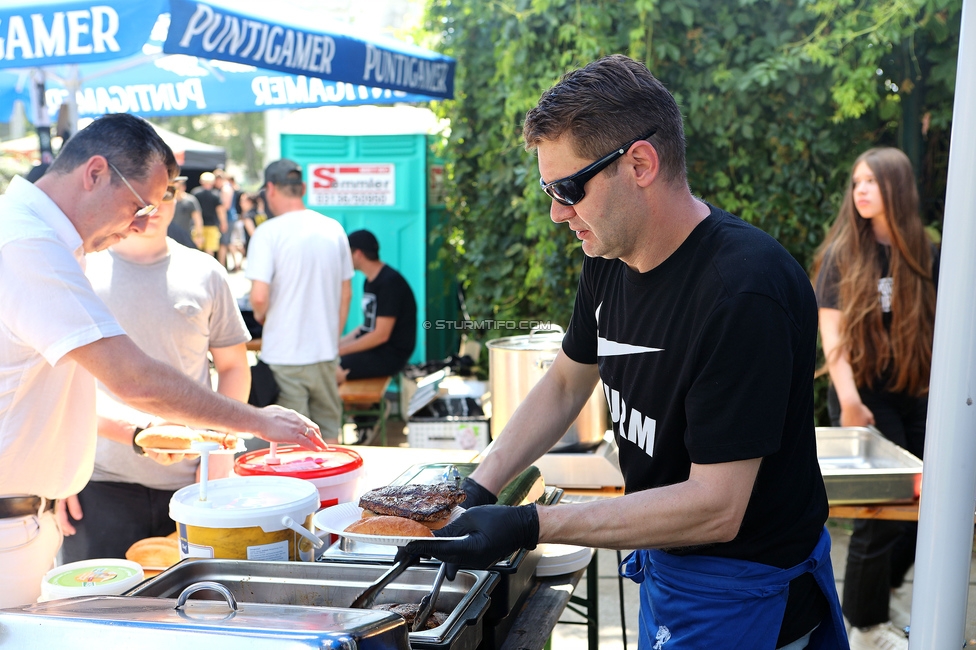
[132,425,147,455]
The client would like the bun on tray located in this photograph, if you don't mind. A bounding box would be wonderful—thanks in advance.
[344,515,434,538]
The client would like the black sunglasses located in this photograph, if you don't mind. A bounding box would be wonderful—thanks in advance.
[540,128,657,206]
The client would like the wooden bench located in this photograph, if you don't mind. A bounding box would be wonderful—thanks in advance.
[338,376,392,446]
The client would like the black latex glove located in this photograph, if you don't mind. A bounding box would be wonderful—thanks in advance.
[405,504,539,580]
[392,546,418,566]
[460,476,497,509]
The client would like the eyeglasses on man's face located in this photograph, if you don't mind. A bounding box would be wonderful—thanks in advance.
[106,160,158,218]
[540,128,657,206]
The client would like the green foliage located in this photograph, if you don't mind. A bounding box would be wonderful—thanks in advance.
[154,113,265,186]
[422,0,960,423]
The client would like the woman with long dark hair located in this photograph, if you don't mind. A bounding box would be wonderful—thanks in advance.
[812,147,938,650]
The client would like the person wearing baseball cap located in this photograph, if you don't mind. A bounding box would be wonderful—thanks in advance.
[245,159,354,442]
[338,229,417,383]
[262,159,304,189]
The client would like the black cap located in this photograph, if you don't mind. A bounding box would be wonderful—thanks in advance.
[263,159,303,188]
[347,229,379,256]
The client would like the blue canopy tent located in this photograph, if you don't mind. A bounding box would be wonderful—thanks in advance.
[0,51,440,123]
[0,0,454,125]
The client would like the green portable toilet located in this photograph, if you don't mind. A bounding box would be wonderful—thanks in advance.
[277,106,457,365]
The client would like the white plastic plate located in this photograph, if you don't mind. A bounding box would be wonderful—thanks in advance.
[313,502,467,547]
[535,544,593,577]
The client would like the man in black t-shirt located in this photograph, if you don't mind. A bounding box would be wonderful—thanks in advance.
[407,55,848,650]
[190,171,225,257]
[338,229,417,382]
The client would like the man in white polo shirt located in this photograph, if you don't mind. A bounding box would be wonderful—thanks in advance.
[0,115,327,607]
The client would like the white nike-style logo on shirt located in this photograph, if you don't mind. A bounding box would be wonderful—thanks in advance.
[595,302,664,356]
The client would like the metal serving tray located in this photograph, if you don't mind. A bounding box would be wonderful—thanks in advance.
[0,590,407,649]
[816,426,923,504]
[127,559,497,650]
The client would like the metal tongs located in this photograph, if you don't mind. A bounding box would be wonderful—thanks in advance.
[348,466,461,617]
[412,562,448,631]
[410,464,460,631]
[349,550,420,609]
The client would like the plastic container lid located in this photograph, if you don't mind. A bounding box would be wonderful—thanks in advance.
[41,559,145,600]
[535,544,593,577]
[235,445,363,481]
[169,475,319,530]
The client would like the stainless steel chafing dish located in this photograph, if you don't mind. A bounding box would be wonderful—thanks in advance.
[321,462,556,636]
[817,426,923,504]
[0,581,408,649]
[127,559,498,650]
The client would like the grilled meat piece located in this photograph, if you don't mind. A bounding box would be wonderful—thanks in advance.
[359,483,466,522]
[373,603,447,630]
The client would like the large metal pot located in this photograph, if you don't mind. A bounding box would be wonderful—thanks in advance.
[486,328,607,452]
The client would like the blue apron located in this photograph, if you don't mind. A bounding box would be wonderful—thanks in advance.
[619,526,848,650]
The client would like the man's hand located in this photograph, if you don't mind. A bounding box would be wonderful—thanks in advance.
[56,495,83,536]
[257,405,328,450]
[405,504,539,579]
[143,449,188,465]
[460,477,497,509]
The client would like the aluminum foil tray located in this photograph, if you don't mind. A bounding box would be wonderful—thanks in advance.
[817,426,923,505]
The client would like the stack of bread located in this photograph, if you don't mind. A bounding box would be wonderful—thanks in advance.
[125,534,181,577]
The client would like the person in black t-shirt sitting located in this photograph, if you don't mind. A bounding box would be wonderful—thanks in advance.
[337,230,417,384]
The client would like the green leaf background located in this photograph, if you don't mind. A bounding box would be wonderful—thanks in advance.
[420,0,960,423]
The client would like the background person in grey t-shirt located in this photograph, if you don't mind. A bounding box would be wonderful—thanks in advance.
[169,177,203,249]
[58,177,252,562]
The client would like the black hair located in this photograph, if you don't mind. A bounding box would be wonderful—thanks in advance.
[47,113,179,184]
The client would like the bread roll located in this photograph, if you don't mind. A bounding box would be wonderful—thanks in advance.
[344,515,434,538]
[135,426,203,450]
[126,536,181,568]
[198,430,239,449]
[361,508,452,531]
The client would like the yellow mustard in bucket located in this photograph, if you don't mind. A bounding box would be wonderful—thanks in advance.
[169,476,321,562]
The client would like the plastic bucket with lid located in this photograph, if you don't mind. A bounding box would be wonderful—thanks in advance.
[234,445,363,509]
[169,475,320,562]
[39,559,144,602]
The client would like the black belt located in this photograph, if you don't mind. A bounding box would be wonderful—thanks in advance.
[0,496,55,519]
